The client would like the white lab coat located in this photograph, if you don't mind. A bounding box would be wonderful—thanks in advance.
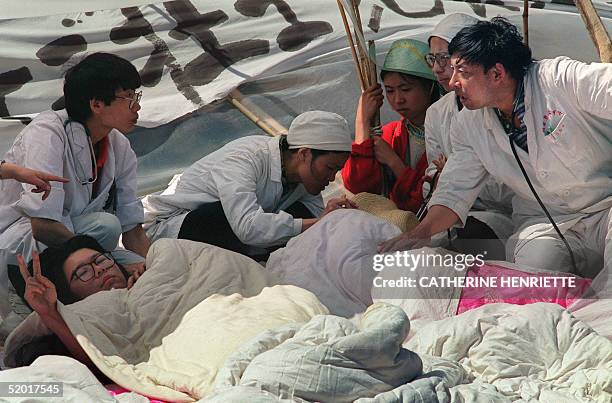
[0,110,144,260]
[142,135,324,247]
[430,57,612,272]
[424,91,515,239]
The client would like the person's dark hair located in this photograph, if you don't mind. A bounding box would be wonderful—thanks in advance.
[21,235,128,305]
[279,135,347,160]
[448,17,532,81]
[380,71,441,105]
[64,52,141,124]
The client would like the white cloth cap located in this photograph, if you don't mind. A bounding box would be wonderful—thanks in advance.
[429,13,479,44]
[287,111,352,152]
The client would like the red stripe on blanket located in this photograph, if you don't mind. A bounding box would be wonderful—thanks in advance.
[457,263,592,315]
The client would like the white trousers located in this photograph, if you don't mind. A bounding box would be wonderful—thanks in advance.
[510,207,611,278]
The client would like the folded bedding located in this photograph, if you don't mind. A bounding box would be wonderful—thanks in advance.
[205,303,460,403]
[569,267,612,339]
[407,302,612,402]
[0,355,149,402]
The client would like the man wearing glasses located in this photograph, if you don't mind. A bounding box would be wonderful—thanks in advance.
[0,52,151,267]
[421,13,515,259]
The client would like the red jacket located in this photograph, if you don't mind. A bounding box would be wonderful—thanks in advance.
[342,119,427,213]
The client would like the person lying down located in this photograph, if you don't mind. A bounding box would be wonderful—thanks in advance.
[14,235,144,373]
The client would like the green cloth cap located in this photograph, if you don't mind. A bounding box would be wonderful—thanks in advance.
[381,39,435,81]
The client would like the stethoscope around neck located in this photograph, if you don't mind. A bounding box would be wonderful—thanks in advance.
[64,119,98,186]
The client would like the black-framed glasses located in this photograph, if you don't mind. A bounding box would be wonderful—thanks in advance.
[425,53,451,68]
[115,90,142,109]
[70,252,115,282]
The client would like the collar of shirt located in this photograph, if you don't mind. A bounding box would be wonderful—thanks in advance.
[268,135,283,183]
[495,77,526,135]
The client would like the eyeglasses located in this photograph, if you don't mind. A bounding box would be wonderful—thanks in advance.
[70,252,115,282]
[425,53,451,68]
[115,90,142,109]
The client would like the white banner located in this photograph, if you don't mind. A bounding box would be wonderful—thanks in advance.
[0,0,610,130]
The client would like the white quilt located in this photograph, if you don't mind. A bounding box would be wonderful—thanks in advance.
[266,209,464,329]
[4,239,329,402]
[204,303,456,403]
[0,355,148,402]
[3,214,611,403]
[205,302,602,403]
[408,303,612,402]
[267,209,401,317]
[265,210,612,402]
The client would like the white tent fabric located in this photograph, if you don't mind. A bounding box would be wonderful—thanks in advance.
[0,0,610,126]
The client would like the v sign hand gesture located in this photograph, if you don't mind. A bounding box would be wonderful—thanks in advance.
[17,251,58,317]
[17,251,94,371]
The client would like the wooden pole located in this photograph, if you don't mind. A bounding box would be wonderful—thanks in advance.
[227,89,288,137]
[337,0,367,90]
[575,0,612,62]
[356,38,371,87]
[350,0,371,85]
[368,40,381,133]
[523,0,529,46]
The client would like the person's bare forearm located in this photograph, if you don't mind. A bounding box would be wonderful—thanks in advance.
[31,218,74,247]
[0,162,19,179]
[354,114,371,144]
[122,225,151,258]
[418,205,461,237]
[378,205,460,252]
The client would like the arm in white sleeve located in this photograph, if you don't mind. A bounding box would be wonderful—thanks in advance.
[17,116,67,222]
[211,152,301,247]
[428,116,490,225]
[424,106,447,179]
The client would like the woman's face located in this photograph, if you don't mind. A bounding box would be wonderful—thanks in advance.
[63,248,127,301]
[383,72,433,124]
[428,36,453,92]
[297,150,349,195]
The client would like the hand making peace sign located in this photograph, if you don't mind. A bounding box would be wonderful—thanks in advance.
[17,251,58,316]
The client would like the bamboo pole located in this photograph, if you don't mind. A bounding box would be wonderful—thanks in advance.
[351,0,372,86]
[575,0,612,62]
[523,0,529,46]
[368,40,381,133]
[356,37,371,87]
[227,89,288,137]
[337,0,367,89]
[367,41,378,87]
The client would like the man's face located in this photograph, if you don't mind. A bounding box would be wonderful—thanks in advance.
[428,36,453,92]
[96,88,141,134]
[449,56,493,110]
